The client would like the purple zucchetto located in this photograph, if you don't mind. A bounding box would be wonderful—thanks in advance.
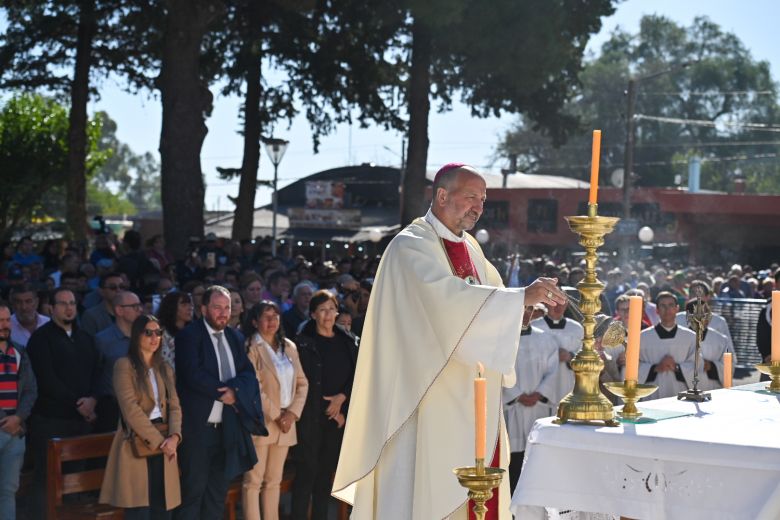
[433,162,467,185]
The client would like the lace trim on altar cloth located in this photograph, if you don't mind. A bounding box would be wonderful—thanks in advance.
[547,510,619,520]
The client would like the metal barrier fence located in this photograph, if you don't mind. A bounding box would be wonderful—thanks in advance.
[710,298,767,366]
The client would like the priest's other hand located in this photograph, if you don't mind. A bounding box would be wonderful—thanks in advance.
[525,278,567,307]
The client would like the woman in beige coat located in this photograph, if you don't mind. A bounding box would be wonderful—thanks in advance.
[242,301,309,520]
[100,314,182,518]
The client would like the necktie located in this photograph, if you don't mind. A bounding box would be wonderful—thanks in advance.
[213,332,231,382]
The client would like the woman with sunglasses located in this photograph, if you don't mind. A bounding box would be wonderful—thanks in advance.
[241,301,308,520]
[100,315,182,518]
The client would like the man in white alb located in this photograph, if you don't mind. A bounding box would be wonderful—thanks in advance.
[639,292,698,399]
[332,164,566,519]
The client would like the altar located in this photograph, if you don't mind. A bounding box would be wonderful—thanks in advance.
[510,383,780,520]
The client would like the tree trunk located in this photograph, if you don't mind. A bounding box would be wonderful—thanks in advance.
[232,39,263,241]
[401,18,432,227]
[66,0,96,243]
[159,0,222,258]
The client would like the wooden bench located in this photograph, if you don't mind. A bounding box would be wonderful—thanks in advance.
[46,432,350,520]
[46,432,122,520]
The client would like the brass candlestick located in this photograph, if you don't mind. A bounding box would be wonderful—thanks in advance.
[603,379,659,419]
[555,203,619,426]
[756,361,780,392]
[453,458,504,520]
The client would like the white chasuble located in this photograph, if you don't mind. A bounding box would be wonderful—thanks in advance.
[332,214,526,519]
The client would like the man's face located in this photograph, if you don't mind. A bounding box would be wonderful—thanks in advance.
[115,292,142,327]
[271,278,291,298]
[295,286,313,311]
[656,296,679,327]
[11,291,38,323]
[0,307,11,342]
[203,292,231,331]
[615,300,630,324]
[52,290,78,326]
[19,239,33,254]
[435,171,486,235]
[101,276,125,302]
[547,299,567,320]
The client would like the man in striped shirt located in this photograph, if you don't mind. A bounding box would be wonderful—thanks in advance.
[0,302,38,519]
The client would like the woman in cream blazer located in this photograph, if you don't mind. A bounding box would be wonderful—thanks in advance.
[242,301,309,520]
[100,315,182,517]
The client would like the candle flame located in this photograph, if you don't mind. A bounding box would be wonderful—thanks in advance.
[477,362,484,378]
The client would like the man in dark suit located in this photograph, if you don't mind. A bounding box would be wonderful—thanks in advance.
[174,285,257,519]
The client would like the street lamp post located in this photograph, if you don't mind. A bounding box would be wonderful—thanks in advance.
[262,136,289,257]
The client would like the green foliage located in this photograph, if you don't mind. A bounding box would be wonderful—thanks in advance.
[498,15,780,193]
[93,111,161,212]
[0,93,115,239]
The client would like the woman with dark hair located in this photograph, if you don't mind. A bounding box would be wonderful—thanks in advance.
[241,301,308,520]
[156,291,194,369]
[100,315,182,518]
[291,290,358,520]
[229,287,245,330]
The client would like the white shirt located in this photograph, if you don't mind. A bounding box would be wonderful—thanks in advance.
[424,207,464,242]
[260,335,295,409]
[204,320,236,424]
[148,368,163,420]
[10,313,50,347]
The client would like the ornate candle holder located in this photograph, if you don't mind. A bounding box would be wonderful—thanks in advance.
[555,204,620,426]
[603,379,659,419]
[755,361,780,392]
[453,458,504,520]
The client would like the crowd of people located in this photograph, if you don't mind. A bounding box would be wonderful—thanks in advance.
[0,226,777,518]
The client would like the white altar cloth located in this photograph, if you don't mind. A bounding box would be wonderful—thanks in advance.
[511,384,780,520]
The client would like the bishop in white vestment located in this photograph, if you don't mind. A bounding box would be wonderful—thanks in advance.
[332,164,566,520]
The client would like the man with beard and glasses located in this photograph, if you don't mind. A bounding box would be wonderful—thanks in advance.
[27,288,102,519]
[0,303,37,519]
[333,164,566,520]
[174,285,258,519]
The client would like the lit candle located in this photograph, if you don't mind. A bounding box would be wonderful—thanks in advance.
[723,352,733,388]
[589,130,601,205]
[773,291,780,362]
[475,362,486,460]
[624,296,643,381]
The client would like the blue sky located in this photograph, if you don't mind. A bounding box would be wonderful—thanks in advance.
[74,0,780,210]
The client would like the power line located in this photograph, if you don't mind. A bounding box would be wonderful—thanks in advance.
[639,90,776,97]
[635,114,780,133]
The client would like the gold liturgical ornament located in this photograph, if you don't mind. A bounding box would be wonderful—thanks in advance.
[453,459,504,520]
[555,203,619,426]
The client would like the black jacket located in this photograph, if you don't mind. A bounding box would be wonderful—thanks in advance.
[27,321,101,421]
[294,321,358,448]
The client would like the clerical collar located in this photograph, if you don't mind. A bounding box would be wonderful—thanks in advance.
[655,323,678,339]
[424,208,464,243]
[544,316,566,329]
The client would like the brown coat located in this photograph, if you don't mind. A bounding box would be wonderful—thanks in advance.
[247,336,308,446]
[99,357,183,509]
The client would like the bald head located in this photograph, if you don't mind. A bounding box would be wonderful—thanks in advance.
[431,165,486,236]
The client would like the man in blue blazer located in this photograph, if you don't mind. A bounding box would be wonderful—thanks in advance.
[174,285,257,519]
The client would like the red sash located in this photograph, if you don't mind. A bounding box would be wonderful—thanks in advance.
[442,239,498,519]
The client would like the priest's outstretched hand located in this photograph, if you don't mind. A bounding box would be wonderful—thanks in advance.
[524,277,567,307]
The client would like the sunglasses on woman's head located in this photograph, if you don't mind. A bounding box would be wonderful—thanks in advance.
[143,329,164,337]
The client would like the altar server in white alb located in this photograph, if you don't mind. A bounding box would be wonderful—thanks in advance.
[531,298,583,406]
[332,163,566,520]
[675,280,735,353]
[504,307,559,493]
[639,292,698,399]
[683,299,736,391]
